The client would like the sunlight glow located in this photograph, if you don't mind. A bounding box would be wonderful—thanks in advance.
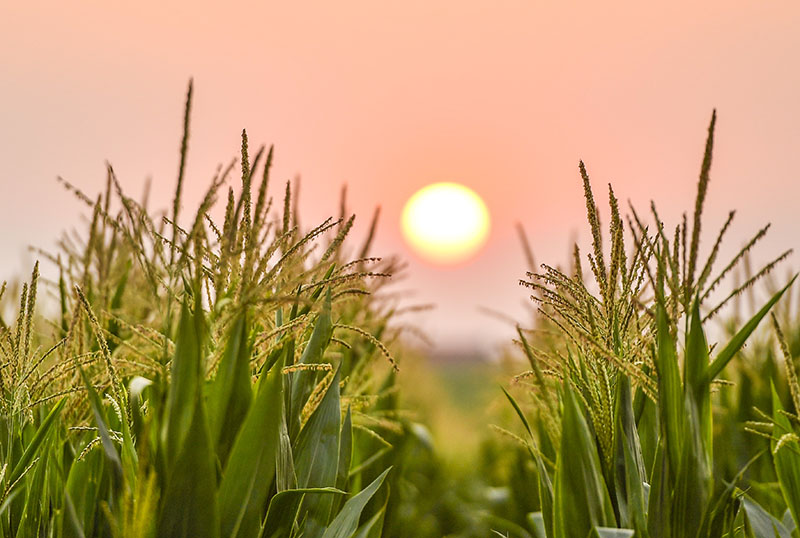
[401,182,490,265]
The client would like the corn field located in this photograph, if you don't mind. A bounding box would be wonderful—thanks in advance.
[1,84,799,538]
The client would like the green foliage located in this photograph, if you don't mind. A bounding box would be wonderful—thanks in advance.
[505,112,800,538]
[0,81,405,537]
[553,385,616,537]
[4,84,800,538]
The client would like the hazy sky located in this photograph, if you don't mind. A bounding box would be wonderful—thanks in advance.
[3,1,800,354]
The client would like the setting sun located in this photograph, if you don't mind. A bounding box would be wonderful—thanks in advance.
[401,182,490,265]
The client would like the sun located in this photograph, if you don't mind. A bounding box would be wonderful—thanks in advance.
[401,182,490,265]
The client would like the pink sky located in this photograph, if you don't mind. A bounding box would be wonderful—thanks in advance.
[3,1,800,353]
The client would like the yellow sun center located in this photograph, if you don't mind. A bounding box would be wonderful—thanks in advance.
[401,182,490,265]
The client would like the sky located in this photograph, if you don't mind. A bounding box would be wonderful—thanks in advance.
[2,1,800,355]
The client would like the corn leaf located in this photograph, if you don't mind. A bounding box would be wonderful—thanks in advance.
[8,398,65,488]
[294,368,342,534]
[208,310,254,465]
[706,276,796,383]
[217,351,284,538]
[322,467,391,538]
[156,390,219,538]
[161,299,206,467]
[612,378,647,535]
[260,487,345,538]
[771,384,800,530]
[553,385,616,537]
[352,500,386,538]
[742,495,791,538]
[592,528,634,538]
[289,291,333,441]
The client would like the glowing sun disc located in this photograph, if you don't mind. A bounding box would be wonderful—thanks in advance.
[401,182,490,264]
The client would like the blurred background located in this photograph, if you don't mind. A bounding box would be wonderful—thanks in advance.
[2,0,800,357]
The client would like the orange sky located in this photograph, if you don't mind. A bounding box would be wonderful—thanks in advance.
[3,1,800,353]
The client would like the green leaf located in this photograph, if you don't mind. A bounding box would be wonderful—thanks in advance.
[665,300,712,535]
[337,407,353,491]
[698,477,743,538]
[528,512,546,538]
[63,449,103,538]
[654,299,684,476]
[322,467,391,538]
[78,365,123,488]
[217,352,284,538]
[7,398,65,488]
[294,369,342,534]
[671,387,710,535]
[118,395,139,496]
[161,299,206,467]
[781,509,795,533]
[706,275,796,383]
[686,298,712,466]
[771,384,800,530]
[685,299,709,390]
[332,406,353,516]
[502,388,553,537]
[208,310,253,465]
[502,387,533,439]
[156,390,219,538]
[553,385,616,538]
[260,487,345,538]
[276,403,297,493]
[288,293,333,441]
[647,445,670,538]
[612,378,647,535]
[352,500,386,538]
[592,528,634,538]
[742,495,792,538]
[63,489,86,538]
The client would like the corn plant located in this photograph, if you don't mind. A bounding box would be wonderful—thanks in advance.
[0,81,411,537]
[507,112,796,538]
